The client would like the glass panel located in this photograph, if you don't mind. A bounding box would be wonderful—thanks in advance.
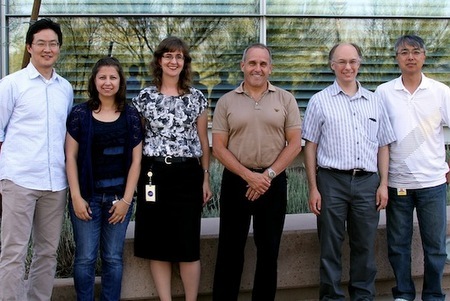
[4,3,450,216]
[267,17,450,113]
[267,0,450,17]
[8,16,450,114]
[7,16,260,115]
[8,0,260,15]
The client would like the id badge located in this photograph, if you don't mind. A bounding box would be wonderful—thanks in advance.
[145,171,156,202]
[145,184,156,202]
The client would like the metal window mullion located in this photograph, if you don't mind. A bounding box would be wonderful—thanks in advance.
[259,0,266,44]
[1,0,7,77]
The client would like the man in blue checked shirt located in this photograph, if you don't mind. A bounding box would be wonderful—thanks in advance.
[302,43,396,301]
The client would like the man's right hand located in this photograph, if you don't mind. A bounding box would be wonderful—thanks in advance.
[244,170,271,201]
[308,188,322,215]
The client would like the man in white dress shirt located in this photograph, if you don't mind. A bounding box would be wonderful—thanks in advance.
[0,18,73,300]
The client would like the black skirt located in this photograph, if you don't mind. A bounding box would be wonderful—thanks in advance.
[134,156,204,262]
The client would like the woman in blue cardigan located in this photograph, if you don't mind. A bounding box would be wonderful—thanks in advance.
[65,56,143,301]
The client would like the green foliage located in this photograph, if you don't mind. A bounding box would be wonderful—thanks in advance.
[286,168,310,214]
[54,207,76,277]
[201,160,223,218]
[201,162,310,217]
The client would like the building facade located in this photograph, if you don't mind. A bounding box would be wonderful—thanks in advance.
[1,0,450,113]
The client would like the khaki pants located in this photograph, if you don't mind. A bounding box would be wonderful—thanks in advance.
[0,180,67,301]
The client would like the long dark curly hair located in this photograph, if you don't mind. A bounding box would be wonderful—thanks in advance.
[87,56,126,112]
[150,36,192,94]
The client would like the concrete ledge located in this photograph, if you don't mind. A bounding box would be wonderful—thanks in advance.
[53,208,450,300]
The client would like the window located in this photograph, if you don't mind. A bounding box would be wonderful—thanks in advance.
[3,0,450,116]
[2,0,450,213]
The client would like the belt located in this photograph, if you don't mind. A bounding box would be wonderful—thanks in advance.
[322,167,375,177]
[152,156,198,165]
[248,167,266,173]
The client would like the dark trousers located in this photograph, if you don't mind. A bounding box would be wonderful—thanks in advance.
[212,168,287,301]
[317,168,380,301]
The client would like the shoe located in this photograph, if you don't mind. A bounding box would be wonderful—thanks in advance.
[394,299,409,301]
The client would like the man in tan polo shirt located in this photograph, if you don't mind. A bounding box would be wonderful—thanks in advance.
[211,42,302,301]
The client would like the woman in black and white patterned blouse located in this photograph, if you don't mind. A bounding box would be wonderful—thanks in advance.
[132,36,212,301]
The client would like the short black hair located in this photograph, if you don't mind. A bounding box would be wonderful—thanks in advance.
[26,18,63,47]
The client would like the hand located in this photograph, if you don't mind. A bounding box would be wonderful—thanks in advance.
[308,189,321,215]
[203,182,213,205]
[108,199,130,224]
[245,186,262,201]
[72,197,92,221]
[376,185,388,211]
[244,170,271,195]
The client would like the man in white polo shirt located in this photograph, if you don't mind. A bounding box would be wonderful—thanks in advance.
[375,35,449,301]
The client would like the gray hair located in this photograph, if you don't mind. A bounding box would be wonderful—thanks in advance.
[394,35,426,54]
[241,43,272,63]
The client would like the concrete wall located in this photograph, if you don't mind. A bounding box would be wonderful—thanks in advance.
[52,208,450,300]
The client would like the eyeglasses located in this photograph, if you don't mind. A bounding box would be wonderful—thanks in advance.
[332,60,360,67]
[397,49,424,57]
[32,41,60,49]
[162,53,184,62]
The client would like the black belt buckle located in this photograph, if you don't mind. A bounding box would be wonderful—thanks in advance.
[350,169,373,176]
[352,169,362,176]
[153,156,198,165]
[164,156,172,165]
[324,167,371,177]
[248,167,265,173]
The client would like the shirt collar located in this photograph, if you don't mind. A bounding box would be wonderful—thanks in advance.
[26,62,59,82]
[235,81,276,94]
[331,80,369,100]
[394,73,430,91]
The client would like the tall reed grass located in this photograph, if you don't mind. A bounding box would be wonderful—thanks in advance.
[202,161,310,217]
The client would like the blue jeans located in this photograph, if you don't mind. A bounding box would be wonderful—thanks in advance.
[387,184,447,301]
[69,193,133,301]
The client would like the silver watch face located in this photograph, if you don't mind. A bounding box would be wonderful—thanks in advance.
[268,169,276,179]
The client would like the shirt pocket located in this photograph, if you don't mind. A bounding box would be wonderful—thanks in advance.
[366,117,378,142]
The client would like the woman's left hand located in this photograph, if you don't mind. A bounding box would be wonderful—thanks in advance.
[203,182,213,205]
[108,199,130,224]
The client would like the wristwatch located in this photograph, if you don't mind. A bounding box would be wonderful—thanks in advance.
[267,167,277,180]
